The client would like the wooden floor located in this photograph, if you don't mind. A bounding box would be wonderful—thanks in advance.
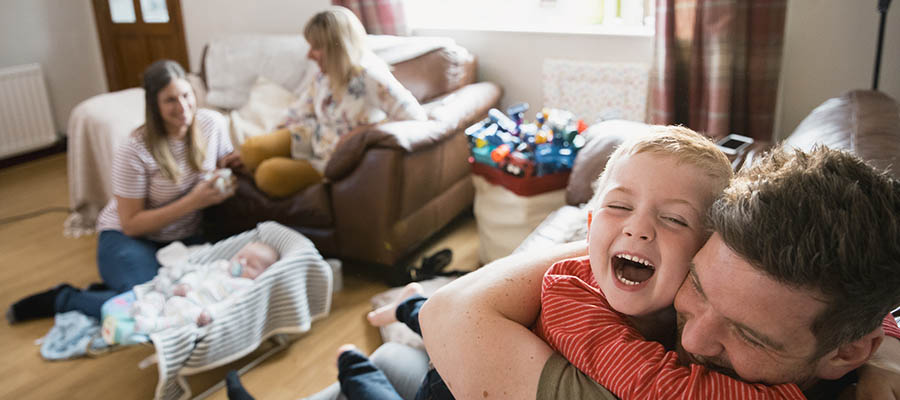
[0,154,480,400]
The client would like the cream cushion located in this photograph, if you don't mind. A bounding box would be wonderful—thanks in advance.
[228,76,298,146]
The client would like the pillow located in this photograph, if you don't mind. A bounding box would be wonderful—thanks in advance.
[228,76,298,146]
[204,34,311,109]
[369,276,457,350]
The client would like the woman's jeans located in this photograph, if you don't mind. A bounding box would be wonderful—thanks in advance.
[54,230,204,320]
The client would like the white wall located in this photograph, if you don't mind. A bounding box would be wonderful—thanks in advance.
[415,28,654,113]
[181,0,329,72]
[179,2,654,113]
[2,0,892,139]
[776,0,900,139]
[0,0,106,135]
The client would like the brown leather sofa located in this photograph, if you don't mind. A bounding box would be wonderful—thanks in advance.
[204,42,502,271]
[518,90,900,250]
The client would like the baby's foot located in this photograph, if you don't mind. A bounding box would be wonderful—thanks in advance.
[197,311,212,327]
[173,284,190,297]
[366,282,424,327]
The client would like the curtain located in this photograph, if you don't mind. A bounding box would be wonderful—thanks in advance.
[646,0,787,141]
[333,0,409,36]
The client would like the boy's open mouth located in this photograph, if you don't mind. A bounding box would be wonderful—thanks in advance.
[612,254,655,285]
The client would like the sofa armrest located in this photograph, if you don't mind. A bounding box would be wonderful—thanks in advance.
[324,81,502,181]
[186,73,209,110]
[324,119,453,181]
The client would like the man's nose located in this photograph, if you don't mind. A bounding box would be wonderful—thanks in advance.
[679,309,726,358]
[675,282,725,358]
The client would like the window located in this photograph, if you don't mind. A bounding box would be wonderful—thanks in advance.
[109,0,136,23]
[139,0,170,23]
[405,0,653,35]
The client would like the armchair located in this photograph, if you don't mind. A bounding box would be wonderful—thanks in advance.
[203,36,502,272]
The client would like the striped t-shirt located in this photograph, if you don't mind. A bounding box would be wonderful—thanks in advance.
[536,256,806,399]
[96,109,233,242]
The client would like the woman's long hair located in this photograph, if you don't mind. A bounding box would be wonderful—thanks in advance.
[304,6,368,95]
[142,59,206,182]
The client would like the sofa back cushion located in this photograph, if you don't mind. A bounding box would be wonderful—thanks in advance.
[200,34,475,110]
[565,120,655,206]
[783,90,900,177]
[201,34,313,110]
[391,45,476,104]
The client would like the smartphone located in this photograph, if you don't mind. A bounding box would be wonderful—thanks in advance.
[716,134,754,156]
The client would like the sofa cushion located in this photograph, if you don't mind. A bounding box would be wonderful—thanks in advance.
[228,76,297,146]
[784,90,900,177]
[201,34,473,109]
[202,34,313,109]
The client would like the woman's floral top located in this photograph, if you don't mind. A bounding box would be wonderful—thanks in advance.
[282,53,427,171]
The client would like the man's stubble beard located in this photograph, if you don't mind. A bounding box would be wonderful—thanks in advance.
[674,312,821,389]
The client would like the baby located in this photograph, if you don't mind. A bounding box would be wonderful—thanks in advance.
[132,241,279,334]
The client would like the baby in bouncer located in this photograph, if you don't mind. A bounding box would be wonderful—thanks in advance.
[131,241,280,334]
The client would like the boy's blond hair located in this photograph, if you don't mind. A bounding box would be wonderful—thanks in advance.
[587,125,733,211]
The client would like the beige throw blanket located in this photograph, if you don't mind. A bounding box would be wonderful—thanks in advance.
[65,88,145,237]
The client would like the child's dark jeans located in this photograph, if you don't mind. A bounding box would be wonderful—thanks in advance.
[338,295,454,400]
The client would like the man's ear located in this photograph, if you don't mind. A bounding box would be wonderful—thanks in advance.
[815,329,884,380]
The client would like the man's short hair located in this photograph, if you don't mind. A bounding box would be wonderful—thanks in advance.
[709,146,900,358]
[588,125,733,211]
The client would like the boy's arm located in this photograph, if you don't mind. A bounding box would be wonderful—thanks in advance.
[851,317,900,399]
[540,271,805,399]
[419,241,587,400]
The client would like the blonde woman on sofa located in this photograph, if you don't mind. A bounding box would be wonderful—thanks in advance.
[7,60,241,323]
[240,6,427,198]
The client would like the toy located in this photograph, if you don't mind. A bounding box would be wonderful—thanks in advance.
[203,168,233,194]
[465,103,587,179]
[506,102,529,126]
[488,108,518,134]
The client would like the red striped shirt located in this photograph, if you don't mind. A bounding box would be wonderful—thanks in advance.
[537,256,807,399]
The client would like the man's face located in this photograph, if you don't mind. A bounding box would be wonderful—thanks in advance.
[673,233,829,387]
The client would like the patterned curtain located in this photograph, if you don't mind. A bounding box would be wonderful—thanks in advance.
[333,0,409,36]
[646,0,787,141]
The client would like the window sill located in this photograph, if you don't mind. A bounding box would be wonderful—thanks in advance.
[411,23,654,38]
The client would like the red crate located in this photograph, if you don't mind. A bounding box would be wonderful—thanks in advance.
[470,160,570,197]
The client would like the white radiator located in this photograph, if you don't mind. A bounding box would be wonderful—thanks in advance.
[543,59,649,124]
[0,63,57,158]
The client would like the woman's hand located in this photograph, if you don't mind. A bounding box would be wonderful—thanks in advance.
[188,175,235,209]
[218,151,244,171]
[116,175,234,237]
[336,123,376,148]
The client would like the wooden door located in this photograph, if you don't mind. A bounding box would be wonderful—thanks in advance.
[92,0,190,91]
